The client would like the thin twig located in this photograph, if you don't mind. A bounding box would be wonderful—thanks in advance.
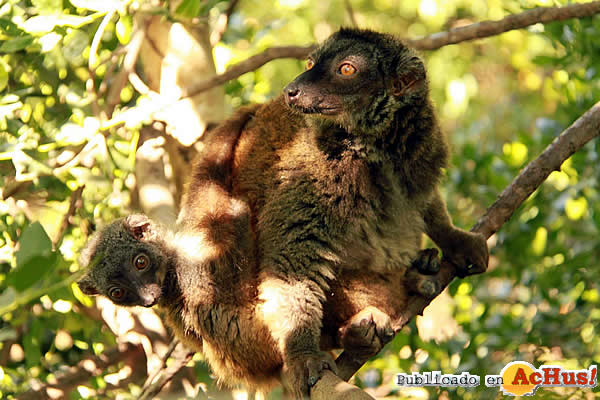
[180,1,600,99]
[138,349,195,400]
[128,71,152,95]
[344,0,358,28]
[89,8,118,69]
[106,25,148,116]
[331,101,600,382]
[53,134,105,176]
[52,185,85,250]
[211,0,241,46]
[140,339,179,396]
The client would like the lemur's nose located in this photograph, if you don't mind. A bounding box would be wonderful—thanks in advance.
[285,84,302,104]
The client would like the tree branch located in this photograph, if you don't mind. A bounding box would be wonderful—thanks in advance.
[329,100,600,383]
[180,45,316,99]
[311,371,374,400]
[181,1,600,99]
[471,102,600,238]
[406,1,600,50]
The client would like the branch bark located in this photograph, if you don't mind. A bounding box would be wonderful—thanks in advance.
[180,45,316,99]
[181,1,600,99]
[311,371,375,400]
[406,1,600,50]
[138,347,195,400]
[327,101,600,385]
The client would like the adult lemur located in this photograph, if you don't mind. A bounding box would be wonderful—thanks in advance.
[78,28,488,398]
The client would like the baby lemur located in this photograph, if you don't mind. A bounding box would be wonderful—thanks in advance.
[78,28,488,398]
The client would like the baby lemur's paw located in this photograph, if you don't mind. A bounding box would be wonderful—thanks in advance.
[443,231,489,278]
[411,248,440,275]
[406,249,443,298]
[338,306,394,359]
[283,352,337,399]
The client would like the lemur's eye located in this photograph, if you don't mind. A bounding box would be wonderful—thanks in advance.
[306,59,315,70]
[133,254,149,270]
[339,63,357,76]
[109,287,125,300]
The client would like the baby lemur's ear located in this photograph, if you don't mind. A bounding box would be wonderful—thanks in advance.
[77,274,99,296]
[124,214,155,241]
[391,56,426,97]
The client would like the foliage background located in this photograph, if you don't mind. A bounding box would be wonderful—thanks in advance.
[0,0,599,398]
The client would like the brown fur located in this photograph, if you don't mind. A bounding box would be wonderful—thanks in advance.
[79,28,488,398]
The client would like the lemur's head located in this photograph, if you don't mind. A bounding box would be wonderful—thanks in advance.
[284,28,428,134]
[77,214,167,308]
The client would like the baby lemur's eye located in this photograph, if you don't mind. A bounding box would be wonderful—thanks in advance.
[306,59,314,70]
[133,254,149,270]
[339,63,357,76]
[109,287,125,300]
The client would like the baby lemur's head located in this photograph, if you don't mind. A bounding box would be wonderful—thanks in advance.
[284,28,428,134]
[77,214,168,308]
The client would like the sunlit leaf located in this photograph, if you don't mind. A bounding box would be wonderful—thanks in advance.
[70,0,127,12]
[56,122,95,145]
[116,14,132,44]
[32,0,63,15]
[531,227,547,256]
[565,196,588,220]
[0,63,8,92]
[22,14,102,34]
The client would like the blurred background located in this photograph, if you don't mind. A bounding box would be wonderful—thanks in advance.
[0,0,599,398]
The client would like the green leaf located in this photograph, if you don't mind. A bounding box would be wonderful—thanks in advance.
[16,222,52,266]
[62,29,89,65]
[0,288,17,315]
[0,327,18,342]
[0,18,25,36]
[0,62,8,92]
[175,0,202,18]
[7,222,57,292]
[23,319,43,368]
[0,36,34,53]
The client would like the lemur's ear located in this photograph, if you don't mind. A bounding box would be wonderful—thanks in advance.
[77,274,99,296]
[123,214,155,241]
[391,56,426,97]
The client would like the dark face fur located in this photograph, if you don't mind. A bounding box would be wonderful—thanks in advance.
[77,215,166,307]
[284,28,428,135]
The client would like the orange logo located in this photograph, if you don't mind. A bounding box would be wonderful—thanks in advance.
[485,362,598,396]
[501,361,538,395]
